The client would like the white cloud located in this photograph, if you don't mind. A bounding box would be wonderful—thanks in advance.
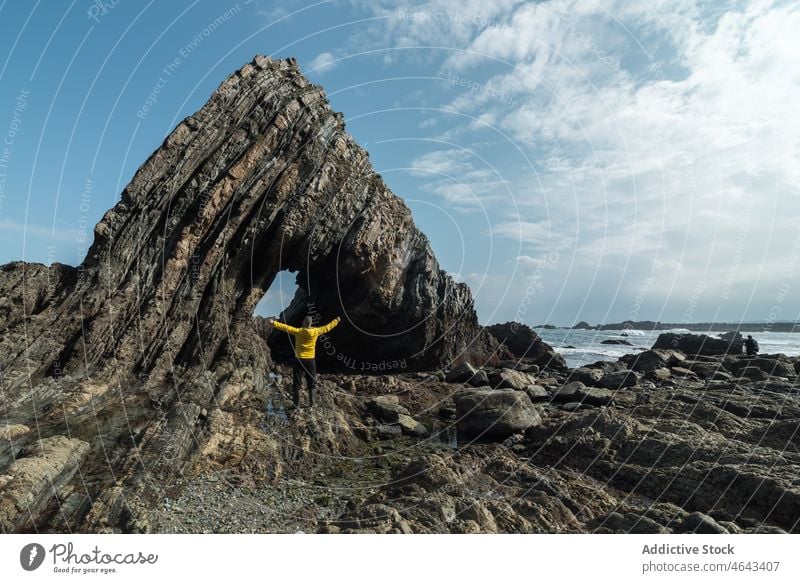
[409,148,507,208]
[332,0,800,322]
[308,52,337,73]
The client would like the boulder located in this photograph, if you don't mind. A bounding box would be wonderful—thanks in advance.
[652,332,743,356]
[488,369,534,390]
[445,362,489,386]
[551,381,584,402]
[0,435,90,532]
[484,322,567,370]
[453,388,541,439]
[598,370,638,389]
[683,361,727,379]
[601,339,632,345]
[568,367,603,386]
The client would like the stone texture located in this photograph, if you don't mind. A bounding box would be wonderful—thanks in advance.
[0,436,90,532]
[524,385,549,401]
[625,349,681,373]
[1,55,798,536]
[728,358,794,379]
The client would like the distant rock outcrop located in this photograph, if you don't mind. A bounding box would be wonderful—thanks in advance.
[485,322,566,370]
[652,332,743,356]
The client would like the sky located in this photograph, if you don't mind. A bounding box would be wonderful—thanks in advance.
[0,0,798,327]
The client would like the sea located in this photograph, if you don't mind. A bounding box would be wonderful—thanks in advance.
[535,328,800,369]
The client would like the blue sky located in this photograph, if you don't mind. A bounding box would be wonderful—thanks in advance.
[1,0,798,326]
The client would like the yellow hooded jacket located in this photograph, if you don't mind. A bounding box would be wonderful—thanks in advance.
[271,318,340,359]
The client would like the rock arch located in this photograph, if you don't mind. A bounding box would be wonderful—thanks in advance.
[0,56,497,385]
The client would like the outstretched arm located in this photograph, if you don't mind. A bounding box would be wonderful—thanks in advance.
[268,318,301,335]
[317,316,341,334]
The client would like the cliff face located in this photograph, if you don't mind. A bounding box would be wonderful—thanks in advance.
[0,56,496,385]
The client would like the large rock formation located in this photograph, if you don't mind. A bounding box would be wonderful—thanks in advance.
[0,55,497,385]
[0,56,503,533]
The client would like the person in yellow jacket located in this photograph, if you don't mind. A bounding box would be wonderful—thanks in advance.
[267,315,341,408]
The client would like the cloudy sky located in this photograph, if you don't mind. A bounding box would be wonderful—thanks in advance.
[1,0,797,326]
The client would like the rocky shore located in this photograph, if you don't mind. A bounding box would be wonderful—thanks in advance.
[138,340,800,534]
[3,318,799,533]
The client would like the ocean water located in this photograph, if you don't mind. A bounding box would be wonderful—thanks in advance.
[535,328,800,369]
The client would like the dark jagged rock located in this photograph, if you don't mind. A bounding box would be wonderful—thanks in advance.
[485,322,566,370]
[653,332,743,356]
[601,338,633,345]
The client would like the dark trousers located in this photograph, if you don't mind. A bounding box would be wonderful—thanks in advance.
[292,358,316,406]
